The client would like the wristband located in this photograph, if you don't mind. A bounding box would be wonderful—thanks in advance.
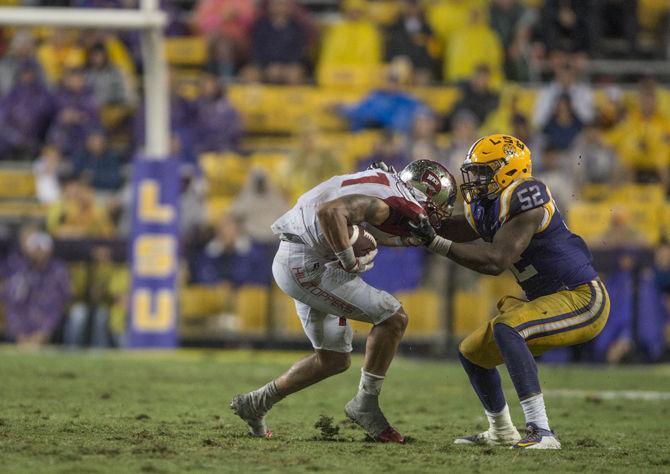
[428,235,453,256]
[335,246,357,269]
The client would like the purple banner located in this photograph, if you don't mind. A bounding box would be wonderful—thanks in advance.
[127,155,180,348]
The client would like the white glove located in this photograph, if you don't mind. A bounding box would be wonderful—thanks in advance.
[334,247,378,273]
[368,161,397,174]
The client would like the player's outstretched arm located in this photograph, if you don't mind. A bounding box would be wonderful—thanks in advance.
[363,224,421,247]
[412,208,544,275]
[435,214,480,243]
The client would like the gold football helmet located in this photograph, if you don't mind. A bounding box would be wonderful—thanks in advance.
[399,159,457,227]
[460,134,532,203]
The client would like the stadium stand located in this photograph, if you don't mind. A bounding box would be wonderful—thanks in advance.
[0,0,668,361]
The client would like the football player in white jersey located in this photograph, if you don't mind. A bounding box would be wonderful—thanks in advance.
[231,160,456,443]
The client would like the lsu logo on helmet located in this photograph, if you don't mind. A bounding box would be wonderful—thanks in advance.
[461,134,532,203]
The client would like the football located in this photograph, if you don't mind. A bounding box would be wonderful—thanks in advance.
[348,225,377,257]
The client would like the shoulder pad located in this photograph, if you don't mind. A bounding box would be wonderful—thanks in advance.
[499,179,551,225]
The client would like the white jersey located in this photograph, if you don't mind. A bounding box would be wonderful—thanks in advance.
[271,169,425,259]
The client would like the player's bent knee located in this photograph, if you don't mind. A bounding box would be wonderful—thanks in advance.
[458,338,475,361]
[316,350,351,375]
[379,308,408,338]
[458,346,476,367]
[492,322,521,341]
[458,336,491,369]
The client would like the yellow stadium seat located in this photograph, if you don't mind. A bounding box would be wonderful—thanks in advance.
[270,284,304,337]
[226,84,271,133]
[346,130,380,156]
[199,152,249,196]
[101,105,131,130]
[0,169,35,199]
[396,289,442,337]
[250,153,289,176]
[227,85,323,133]
[345,130,380,168]
[312,133,347,157]
[623,202,662,246]
[367,0,400,25]
[258,88,317,133]
[660,203,670,242]
[172,68,201,99]
[0,201,47,220]
[567,202,613,244]
[569,201,662,247]
[236,285,270,333]
[580,184,610,202]
[242,135,296,151]
[452,290,489,339]
[165,36,208,66]
[180,284,232,319]
[316,64,383,89]
[205,196,234,224]
[478,84,533,134]
[411,87,460,115]
[608,184,665,205]
[318,131,380,169]
[312,88,368,131]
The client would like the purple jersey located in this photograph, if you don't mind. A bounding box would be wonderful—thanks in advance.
[464,177,598,300]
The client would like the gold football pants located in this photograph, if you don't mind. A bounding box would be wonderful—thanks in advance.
[459,280,610,369]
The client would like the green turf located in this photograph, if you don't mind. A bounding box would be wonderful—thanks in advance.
[1,348,669,473]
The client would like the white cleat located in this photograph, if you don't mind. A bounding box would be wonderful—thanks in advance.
[344,395,406,443]
[454,428,521,446]
[512,423,561,449]
[230,393,272,438]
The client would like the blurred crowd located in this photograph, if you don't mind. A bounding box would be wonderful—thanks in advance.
[0,0,668,360]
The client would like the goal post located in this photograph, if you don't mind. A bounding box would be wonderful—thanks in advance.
[0,2,170,156]
[0,2,178,348]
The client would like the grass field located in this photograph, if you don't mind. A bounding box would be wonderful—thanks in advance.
[1,348,669,473]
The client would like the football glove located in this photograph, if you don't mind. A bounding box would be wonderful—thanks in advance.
[408,216,436,246]
[368,161,397,174]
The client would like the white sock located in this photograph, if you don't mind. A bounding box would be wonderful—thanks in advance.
[252,380,284,412]
[520,393,550,431]
[485,404,516,433]
[358,369,384,396]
